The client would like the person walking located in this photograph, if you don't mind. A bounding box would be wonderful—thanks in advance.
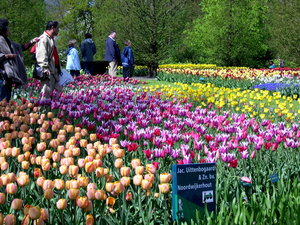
[0,18,39,102]
[80,33,96,75]
[66,39,81,77]
[121,40,134,79]
[104,31,120,77]
[36,21,62,100]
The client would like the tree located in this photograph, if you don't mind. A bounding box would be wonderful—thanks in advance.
[115,0,198,77]
[268,0,300,67]
[185,0,271,67]
[0,0,47,65]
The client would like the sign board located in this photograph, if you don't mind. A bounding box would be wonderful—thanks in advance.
[172,163,216,222]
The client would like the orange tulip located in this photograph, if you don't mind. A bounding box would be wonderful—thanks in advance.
[21,161,30,170]
[1,161,8,171]
[4,214,16,225]
[85,162,96,173]
[113,181,124,195]
[54,179,65,190]
[120,167,131,177]
[59,165,68,175]
[36,177,45,187]
[109,138,117,145]
[66,125,74,133]
[114,158,123,168]
[95,167,105,178]
[36,142,47,152]
[7,173,16,183]
[133,175,143,186]
[68,188,80,200]
[56,199,67,210]
[113,148,124,158]
[105,182,115,192]
[6,183,17,194]
[158,183,170,194]
[131,158,141,169]
[89,134,97,142]
[120,177,131,187]
[69,165,79,177]
[66,180,80,190]
[80,139,88,148]
[146,164,157,174]
[52,152,61,162]
[144,174,155,183]
[41,180,53,191]
[76,196,89,208]
[135,166,144,175]
[72,147,80,157]
[141,179,152,190]
[78,176,89,187]
[17,174,29,187]
[0,213,3,225]
[29,206,41,220]
[86,214,94,225]
[106,197,116,207]
[44,189,54,199]
[74,127,81,133]
[160,173,172,183]
[126,192,133,201]
[40,208,49,221]
[154,193,160,198]
[80,128,88,136]
[95,190,107,200]
[0,192,5,204]
[87,188,96,200]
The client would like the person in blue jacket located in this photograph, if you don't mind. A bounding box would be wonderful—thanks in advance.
[104,31,120,76]
[80,33,96,75]
[269,61,276,69]
[66,40,81,77]
[121,40,134,78]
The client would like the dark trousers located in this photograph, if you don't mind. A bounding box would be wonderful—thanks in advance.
[0,79,12,102]
[82,62,94,75]
[123,67,134,78]
[70,70,80,77]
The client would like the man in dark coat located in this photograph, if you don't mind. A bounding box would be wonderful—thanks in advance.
[104,31,120,76]
[80,33,96,75]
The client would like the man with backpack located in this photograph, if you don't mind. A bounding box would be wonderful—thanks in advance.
[36,21,62,100]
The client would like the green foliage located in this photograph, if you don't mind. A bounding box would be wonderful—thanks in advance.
[185,0,271,67]
[0,0,47,65]
[268,0,300,67]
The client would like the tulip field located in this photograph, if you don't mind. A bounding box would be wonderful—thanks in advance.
[0,67,300,224]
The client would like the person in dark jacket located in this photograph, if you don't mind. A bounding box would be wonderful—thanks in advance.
[80,33,96,75]
[104,31,120,77]
[121,40,134,78]
[0,18,39,102]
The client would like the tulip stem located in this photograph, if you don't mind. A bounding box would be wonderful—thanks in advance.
[138,188,146,225]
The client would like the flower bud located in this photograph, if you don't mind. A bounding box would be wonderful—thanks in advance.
[120,167,131,177]
[160,173,172,183]
[29,206,41,220]
[68,188,80,200]
[56,199,67,210]
[86,214,94,225]
[131,158,141,169]
[158,183,170,194]
[114,158,123,168]
[135,166,144,175]
[141,179,152,190]
[4,214,16,225]
[133,175,143,186]
[95,190,107,200]
[6,183,18,194]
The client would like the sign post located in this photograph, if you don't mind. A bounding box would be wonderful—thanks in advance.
[172,163,216,222]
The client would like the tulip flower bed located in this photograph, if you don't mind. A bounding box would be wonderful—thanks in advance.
[0,75,299,224]
[144,82,300,122]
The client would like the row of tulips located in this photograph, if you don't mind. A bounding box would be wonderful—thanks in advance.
[0,100,173,224]
[157,68,300,81]
[143,82,300,122]
[1,74,299,224]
